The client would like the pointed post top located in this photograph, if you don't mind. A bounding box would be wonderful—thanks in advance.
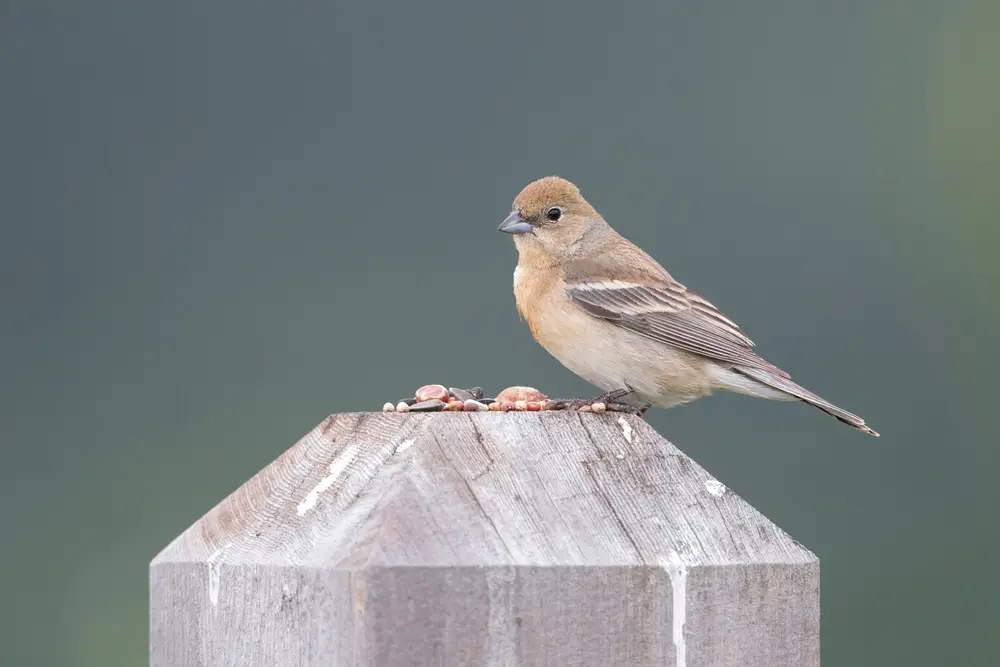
[151,412,819,667]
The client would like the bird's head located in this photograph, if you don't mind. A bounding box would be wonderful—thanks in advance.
[498,176,607,264]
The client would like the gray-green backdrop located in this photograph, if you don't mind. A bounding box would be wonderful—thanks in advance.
[2,1,998,665]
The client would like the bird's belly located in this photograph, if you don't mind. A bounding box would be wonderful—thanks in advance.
[527,300,712,408]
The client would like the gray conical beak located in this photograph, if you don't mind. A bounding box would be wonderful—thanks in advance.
[497,211,533,234]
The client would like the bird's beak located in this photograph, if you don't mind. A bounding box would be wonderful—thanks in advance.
[498,211,533,235]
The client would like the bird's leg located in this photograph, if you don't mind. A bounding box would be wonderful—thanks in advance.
[549,388,648,415]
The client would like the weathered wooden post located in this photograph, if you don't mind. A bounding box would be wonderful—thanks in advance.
[151,412,818,666]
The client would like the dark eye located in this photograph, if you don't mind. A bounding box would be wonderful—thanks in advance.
[546,207,562,221]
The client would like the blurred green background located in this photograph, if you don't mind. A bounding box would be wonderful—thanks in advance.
[2,1,998,665]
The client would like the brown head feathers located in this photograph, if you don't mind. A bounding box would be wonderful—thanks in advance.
[513,176,598,223]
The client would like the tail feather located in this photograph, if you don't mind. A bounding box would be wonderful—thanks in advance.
[734,366,879,437]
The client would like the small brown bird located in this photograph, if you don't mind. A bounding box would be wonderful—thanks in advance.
[498,176,878,436]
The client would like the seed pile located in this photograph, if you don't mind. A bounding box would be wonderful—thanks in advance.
[381,385,611,413]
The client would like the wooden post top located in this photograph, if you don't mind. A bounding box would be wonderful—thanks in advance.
[151,412,819,667]
[153,411,815,570]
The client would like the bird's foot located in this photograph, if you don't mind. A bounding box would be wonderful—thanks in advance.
[550,389,649,416]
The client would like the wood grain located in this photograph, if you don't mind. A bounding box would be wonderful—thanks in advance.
[151,412,819,666]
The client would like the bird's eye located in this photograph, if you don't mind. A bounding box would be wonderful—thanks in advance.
[546,207,562,221]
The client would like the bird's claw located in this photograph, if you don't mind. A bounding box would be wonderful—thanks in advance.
[549,389,649,416]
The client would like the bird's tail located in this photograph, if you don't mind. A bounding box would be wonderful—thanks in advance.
[734,366,879,437]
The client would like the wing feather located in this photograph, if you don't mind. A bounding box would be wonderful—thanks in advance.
[567,280,789,377]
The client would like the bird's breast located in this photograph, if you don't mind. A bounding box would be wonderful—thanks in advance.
[513,265,609,369]
[512,265,561,345]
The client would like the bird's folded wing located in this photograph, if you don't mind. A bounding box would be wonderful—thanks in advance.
[565,280,789,376]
